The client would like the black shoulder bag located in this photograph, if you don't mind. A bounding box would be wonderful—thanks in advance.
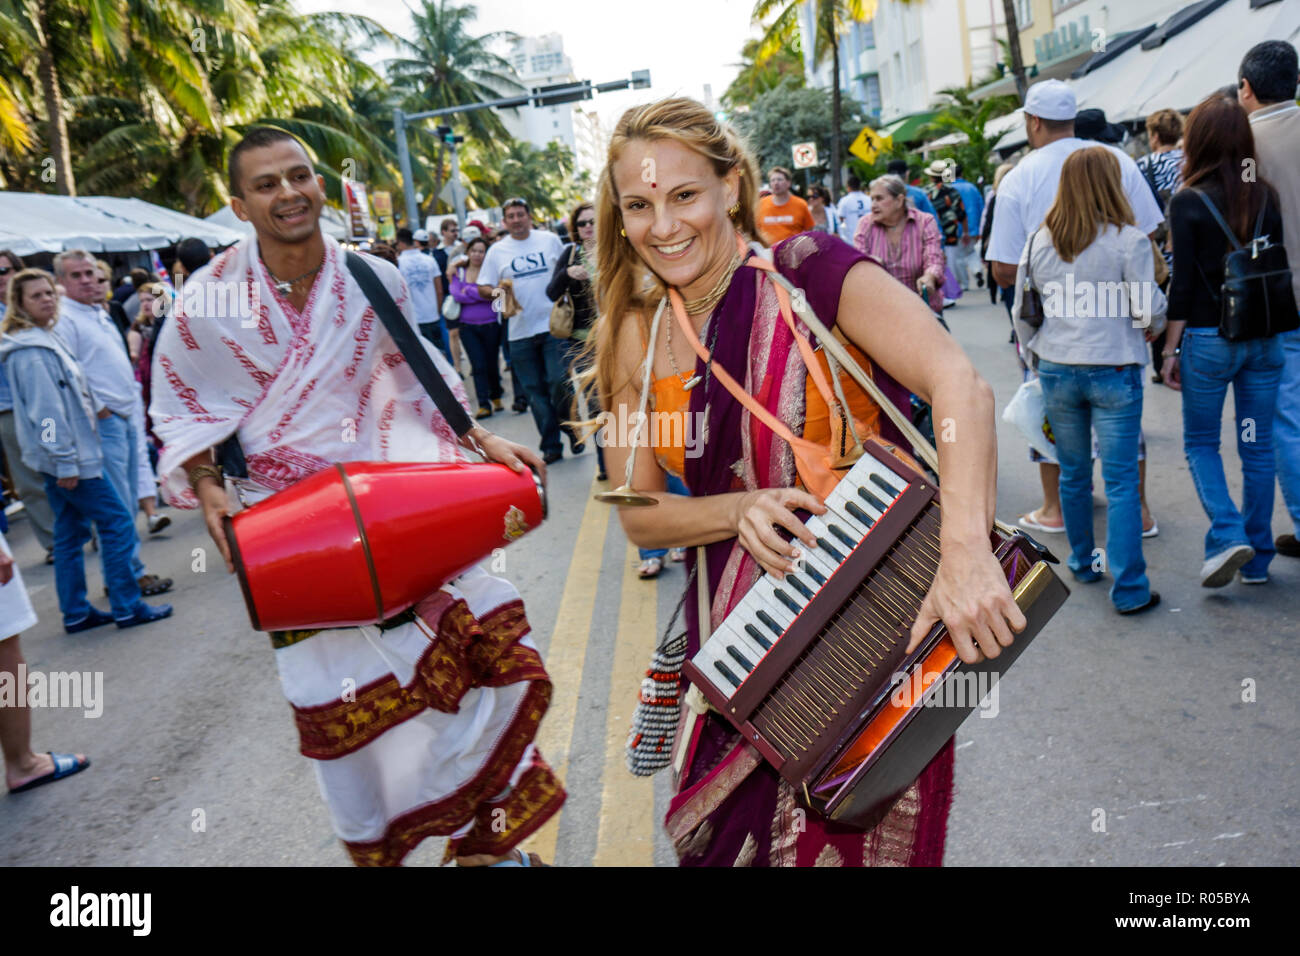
[213,253,475,478]
[1018,228,1046,329]
[1195,191,1299,342]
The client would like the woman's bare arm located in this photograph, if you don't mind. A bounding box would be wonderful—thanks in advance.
[836,260,1025,662]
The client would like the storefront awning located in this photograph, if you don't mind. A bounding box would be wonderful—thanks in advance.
[877,110,940,144]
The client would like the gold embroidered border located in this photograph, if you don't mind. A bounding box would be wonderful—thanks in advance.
[292,599,544,760]
[342,682,563,866]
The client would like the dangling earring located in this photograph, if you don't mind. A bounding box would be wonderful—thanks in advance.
[728,202,740,218]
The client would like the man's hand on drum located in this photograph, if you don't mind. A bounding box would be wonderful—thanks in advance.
[468,426,546,482]
[908,538,1026,665]
[194,478,234,574]
[733,488,827,579]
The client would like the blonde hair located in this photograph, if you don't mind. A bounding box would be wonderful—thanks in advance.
[992,162,1014,192]
[1044,146,1135,263]
[2,269,58,334]
[590,97,760,407]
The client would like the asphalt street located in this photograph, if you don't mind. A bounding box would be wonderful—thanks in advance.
[2,291,1296,866]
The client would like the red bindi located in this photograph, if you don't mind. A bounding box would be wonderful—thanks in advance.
[651,182,656,188]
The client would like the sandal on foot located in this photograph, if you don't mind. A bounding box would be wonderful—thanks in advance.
[669,548,687,563]
[139,574,173,596]
[8,752,91,794]
[638,557,663,579]
[1142,518,1158,538]
[1018,509,1065,534]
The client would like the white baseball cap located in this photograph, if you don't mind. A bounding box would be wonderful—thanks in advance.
[412,229,430,242]
[1023,79,1077,121]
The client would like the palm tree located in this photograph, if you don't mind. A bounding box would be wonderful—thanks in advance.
[918,85,1019,184]
[387,0,525,219]
[752,0,875,196]
[1001,0,1028,102]
[723,37,805,110]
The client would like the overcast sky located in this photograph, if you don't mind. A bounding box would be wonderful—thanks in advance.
[301,0,765,126]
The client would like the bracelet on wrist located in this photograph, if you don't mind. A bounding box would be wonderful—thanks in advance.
[187,464,223,491]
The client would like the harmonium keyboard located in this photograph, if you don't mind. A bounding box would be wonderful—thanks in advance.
[681,439,1069,830]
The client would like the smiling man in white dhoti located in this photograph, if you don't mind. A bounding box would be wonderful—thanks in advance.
[150,128,564,866]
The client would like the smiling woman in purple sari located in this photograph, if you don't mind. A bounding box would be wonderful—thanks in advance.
[590,98,1025,867]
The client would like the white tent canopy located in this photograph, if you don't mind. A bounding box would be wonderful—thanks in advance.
[0,191,244,257]
[205,202,351,241]
[988,0,1300,152]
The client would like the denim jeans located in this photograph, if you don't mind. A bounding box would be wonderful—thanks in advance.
[96,412,146,579]
[419,320,451,363]
[460,321,504,409]
[1180,327,1284,576]
[44,475,144,624]
[1037,360,1150,610]
[640,473,690,561]
[509,332,563,456]
[1274,326,1300,535]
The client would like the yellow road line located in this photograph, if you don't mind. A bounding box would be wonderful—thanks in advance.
[592,541,659,866]
[521,479,609,862]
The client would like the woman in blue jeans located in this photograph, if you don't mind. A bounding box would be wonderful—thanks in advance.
[1014,147,1166,614]
[1160,93,1294,586]
[0,270,171,630]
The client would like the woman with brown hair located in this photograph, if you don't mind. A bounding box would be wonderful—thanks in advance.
[591,97,1024,866]
[1015,146,1166,614]
[1161,93,1295,587]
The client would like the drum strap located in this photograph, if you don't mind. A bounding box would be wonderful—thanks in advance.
[345,251,476,438]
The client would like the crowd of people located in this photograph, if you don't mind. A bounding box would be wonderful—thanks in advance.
[0,38,1295,869]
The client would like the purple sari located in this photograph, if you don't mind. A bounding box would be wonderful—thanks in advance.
[666,232,954,867]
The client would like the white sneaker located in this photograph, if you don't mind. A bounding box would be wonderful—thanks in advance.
[148,514,171,535]
[1238,571,1268,585]
[1201,544,1255,588]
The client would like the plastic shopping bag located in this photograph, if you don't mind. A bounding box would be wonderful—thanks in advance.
[1002,375,1057,462]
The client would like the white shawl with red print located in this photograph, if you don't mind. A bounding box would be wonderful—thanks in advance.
[150,234,470,507]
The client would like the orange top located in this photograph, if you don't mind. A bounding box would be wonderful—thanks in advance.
[756,195,814,245]
[650,373,692,483]
[646,338,884,490]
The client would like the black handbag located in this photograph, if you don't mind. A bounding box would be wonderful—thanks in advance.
[1195,191,1299,342]
[1018,228,1047,329]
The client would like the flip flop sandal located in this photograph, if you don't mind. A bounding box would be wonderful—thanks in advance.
[1142,519,1159,539]
[638,557,664,579]
[461,850,550,867]
[1018,510,1065,535]
[8,752,90,794]
[669,548,687,563]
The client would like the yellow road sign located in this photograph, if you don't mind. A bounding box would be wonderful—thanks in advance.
[849,124,891,164]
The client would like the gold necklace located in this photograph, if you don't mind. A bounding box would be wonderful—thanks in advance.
[680,253,743,316]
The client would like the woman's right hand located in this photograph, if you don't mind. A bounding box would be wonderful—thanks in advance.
[1161,355,1181,390]
[732,488,826,579]
[567,264,590,282]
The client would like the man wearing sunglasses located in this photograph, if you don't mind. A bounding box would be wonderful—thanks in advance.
[0,251,56,562]
[477,198,568,463]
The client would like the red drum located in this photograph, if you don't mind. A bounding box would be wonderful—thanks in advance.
[223,461,545,632]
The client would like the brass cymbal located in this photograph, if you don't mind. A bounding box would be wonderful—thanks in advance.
[593,484,659,507]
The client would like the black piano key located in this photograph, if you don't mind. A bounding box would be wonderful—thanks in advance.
[805,565,826,586]
[726,645,754,671]
[713,660,742,688]
[756,609,783,636]
[845,500,874,527]
[829,523,857,550]
[774,588,802,615]
[787,574,814,600]
[744,623,773,649]
[858,487,890,514]
[870,473,902,498]
[816,536,844,562]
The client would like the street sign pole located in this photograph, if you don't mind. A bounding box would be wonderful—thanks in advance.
[450,139,467,230]
[392,71,651,230]
[394,108,420,230]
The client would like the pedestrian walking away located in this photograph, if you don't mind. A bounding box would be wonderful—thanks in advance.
[1160,93,1297,588]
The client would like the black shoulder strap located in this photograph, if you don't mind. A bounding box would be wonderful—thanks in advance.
[345,251,474,438]
[1194,190,1244,251]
